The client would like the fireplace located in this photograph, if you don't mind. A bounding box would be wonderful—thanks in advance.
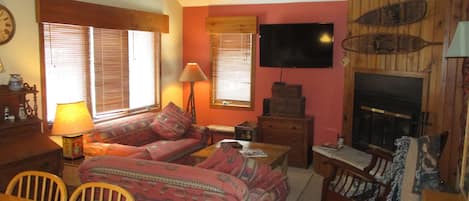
[352,72,425,151]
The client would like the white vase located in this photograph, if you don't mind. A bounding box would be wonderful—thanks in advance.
[8,74,23,91]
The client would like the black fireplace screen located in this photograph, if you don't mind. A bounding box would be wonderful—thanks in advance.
[352,73,424,151]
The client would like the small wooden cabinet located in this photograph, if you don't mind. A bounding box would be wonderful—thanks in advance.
[0,84,62,192]
[422,190,464,201]
[258,115,313,168]
[312,150,334,177]
[63,158,84,187]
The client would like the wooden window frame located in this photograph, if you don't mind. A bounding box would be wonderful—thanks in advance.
[37,0,166,131]
[210,33,256,110]
[206,16,257,110]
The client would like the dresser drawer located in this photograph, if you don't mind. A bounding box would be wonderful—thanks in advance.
[261,119,305,131]
[29,151,62,173]
[263,130,304,142]
[0,150,62,192]
[0,119,42,137]
[261,127,305,138]
[258,116,313,168]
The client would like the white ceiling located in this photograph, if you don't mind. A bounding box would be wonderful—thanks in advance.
[178,0,346,7]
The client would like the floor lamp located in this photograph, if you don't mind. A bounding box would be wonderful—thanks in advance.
[179,63,208,123]
[446,21,469,193]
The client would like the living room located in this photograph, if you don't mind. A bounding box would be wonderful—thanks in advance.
[0,0,468,200]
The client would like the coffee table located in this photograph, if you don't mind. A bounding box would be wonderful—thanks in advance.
[191,140,291,174]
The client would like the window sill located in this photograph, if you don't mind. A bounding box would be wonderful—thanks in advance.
[210,103,253,111]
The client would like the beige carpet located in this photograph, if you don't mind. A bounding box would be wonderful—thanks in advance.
[286,166,323,201]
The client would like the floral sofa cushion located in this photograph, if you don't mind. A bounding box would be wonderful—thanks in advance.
[151,102,192,140]
[143,138,206,161]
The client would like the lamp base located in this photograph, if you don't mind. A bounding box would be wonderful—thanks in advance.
[186,81,196,123]
[62,135,84,160]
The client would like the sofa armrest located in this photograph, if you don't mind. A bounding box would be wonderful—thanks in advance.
[186,124,209,144]
[83,142,145,157]
[83,143,109,157]
[79,156,248,201]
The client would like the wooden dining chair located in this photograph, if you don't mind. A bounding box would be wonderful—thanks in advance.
[5,170,67,201]
[69,182,135,201]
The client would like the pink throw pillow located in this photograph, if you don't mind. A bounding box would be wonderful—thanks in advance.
[151,102,192,140]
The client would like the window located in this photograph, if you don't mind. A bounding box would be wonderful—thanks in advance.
[210,33,255,109]
[43,23,160,121]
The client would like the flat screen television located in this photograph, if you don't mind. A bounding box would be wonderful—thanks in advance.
[259,23,334,68]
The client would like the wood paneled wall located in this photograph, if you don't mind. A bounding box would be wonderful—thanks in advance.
[343,0,469,185]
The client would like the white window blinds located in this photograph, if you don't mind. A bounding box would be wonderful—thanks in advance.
[44,23,90,121]
[93,28,130,114]
[43,23,160,121]
[211,33,253,106]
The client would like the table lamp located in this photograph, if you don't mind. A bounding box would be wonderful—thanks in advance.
[447,21,469,58]
[179,62,208,123]
[51,101,94,159]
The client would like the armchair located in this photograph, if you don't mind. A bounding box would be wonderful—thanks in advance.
[322,133,447,201]
[321,146,393,201]
[364,145,394,179]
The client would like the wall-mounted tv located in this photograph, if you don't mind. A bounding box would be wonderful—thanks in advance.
[259,23,334,68]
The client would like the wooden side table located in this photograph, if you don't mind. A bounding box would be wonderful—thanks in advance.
[421,189,464,201]
[63,158,84,187]
[50,135,84,187]
[206,125,235,144]
[312,145,372,177]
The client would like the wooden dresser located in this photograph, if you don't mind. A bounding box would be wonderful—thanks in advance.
[0,84,62,192]
[258,115,313,168]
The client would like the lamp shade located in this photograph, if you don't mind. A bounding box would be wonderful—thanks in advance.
[51,101,94,136]
[179,62,208,82]
[447,21,469,57]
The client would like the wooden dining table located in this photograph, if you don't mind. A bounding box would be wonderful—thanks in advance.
[0,193,31,201]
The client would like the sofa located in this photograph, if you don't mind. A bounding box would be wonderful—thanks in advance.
[79,145,289,201]
[83,103,208,162]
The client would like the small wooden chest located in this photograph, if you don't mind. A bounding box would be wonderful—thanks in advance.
[235,121,258,141]
[269,97,305,117]
[271,83,302,98]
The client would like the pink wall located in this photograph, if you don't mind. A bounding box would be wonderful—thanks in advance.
[183,2,348,145]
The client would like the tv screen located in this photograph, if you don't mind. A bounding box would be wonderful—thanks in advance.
[260,23,334,68]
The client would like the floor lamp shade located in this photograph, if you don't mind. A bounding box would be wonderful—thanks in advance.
[447,21,469,57]
[51,101,94,159]
[179,63,208,123]
[179,63,208,82]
